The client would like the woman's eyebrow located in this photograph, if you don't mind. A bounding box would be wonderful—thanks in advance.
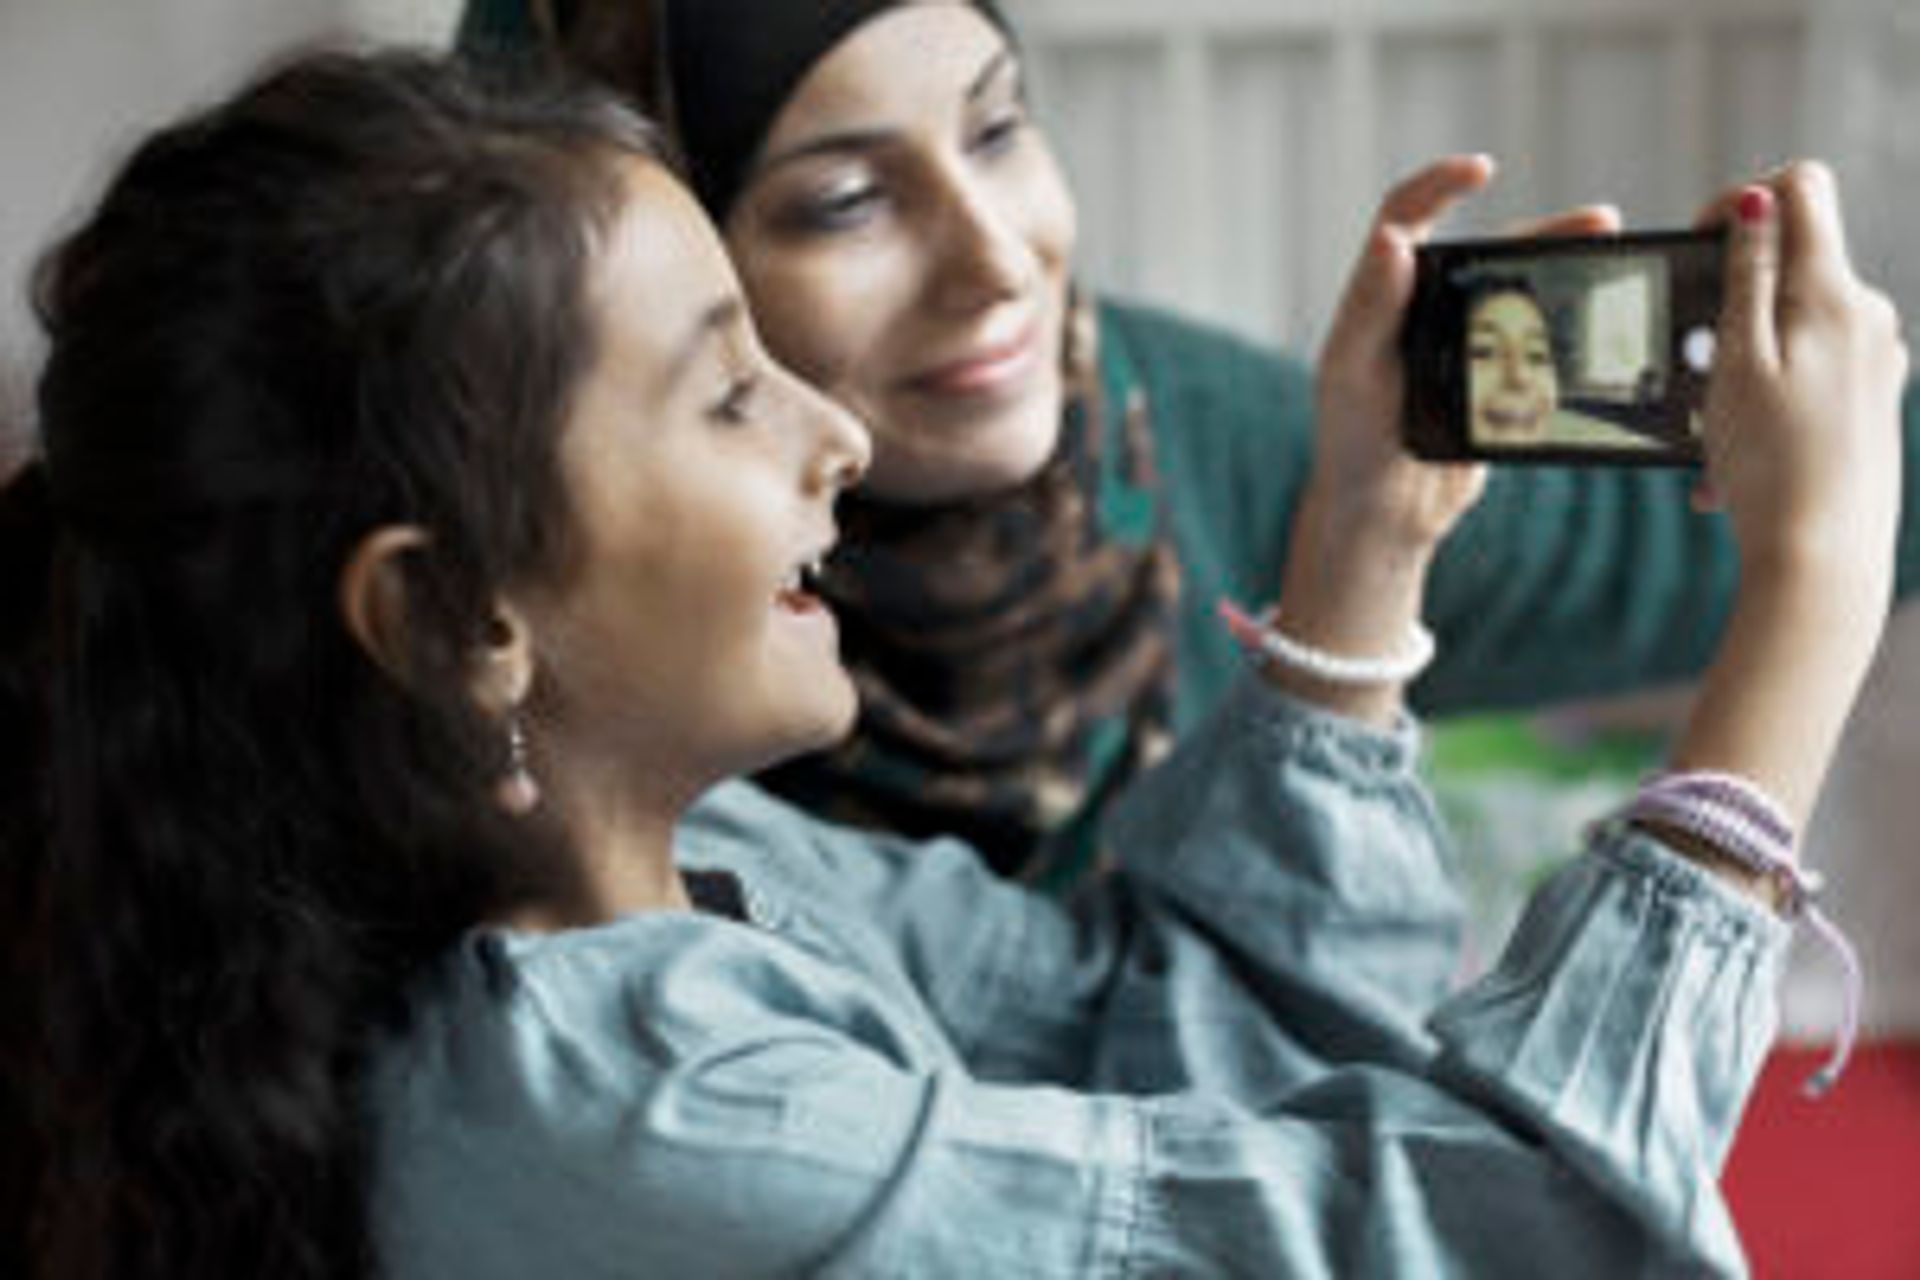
[751,47,1021,180]
[754,128,892,178]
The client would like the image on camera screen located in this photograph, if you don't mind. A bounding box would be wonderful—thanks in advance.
[1452,246,1713,457]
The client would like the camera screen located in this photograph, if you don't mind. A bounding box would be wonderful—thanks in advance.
[1405,231,1724,465]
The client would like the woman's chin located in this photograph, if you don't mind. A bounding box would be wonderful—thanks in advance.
[866,395,1064,504]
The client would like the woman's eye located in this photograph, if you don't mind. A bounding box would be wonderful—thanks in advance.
[970,109,1028,159]
[782,181,883,234]
[711,376,759,425]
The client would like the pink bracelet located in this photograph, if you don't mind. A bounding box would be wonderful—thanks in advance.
[1620,770,1861,1098]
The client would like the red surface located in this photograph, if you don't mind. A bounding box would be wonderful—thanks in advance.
[1724,1041,1920,1279]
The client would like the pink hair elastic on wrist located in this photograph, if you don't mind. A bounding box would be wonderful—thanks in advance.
[1622,769,1861,1098]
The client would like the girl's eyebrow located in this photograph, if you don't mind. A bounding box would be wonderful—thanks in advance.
[968,48,1017,102]
[665,296,747,388]
[750,47,1020,181]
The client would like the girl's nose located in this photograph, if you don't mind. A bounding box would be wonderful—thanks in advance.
[800,378,871,496]
[1499,351,1529,389]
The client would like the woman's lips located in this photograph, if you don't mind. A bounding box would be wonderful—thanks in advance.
[907,323,1042,397]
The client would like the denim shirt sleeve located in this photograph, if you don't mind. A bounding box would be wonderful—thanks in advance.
[681,677,1463,1099]
[380,722,1786,1278]
[602,678,1786,1275]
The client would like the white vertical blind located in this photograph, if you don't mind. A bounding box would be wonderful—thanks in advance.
[1017,0,1821,349]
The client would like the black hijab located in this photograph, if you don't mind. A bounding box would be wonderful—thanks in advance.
[661,0,1011,215]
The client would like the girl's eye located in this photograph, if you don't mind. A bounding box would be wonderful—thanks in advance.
[711,375,759,425]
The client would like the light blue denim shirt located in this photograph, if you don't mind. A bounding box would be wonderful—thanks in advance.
[370,676,1787,1277]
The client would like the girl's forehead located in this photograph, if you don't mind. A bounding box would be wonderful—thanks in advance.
[1474,293,1546,326]
[590,162,740,365]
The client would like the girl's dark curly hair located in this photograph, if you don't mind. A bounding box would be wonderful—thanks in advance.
[3,48,665,1280]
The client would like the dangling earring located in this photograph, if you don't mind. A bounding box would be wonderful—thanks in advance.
[495,712,541,816]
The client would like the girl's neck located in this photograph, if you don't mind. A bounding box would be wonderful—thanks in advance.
[502,752,700,931]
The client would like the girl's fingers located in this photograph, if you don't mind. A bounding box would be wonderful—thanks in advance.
[1375,153,1496,240]
[1324,155,1496,366]
[1502,204,1622,239]
[1693,184,1752,230]
[1775,161,1856,302]
[1699,162,1855,303]
[1717,185,1782,373]
[1321,224,1414,373]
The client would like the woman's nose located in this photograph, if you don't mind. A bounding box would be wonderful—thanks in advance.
[929,175,1035,312]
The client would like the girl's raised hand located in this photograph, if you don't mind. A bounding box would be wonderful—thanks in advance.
[1700,162,1908,606]
[1311,155,1634,552]
[1662,161,1908,828]
[1310,155,1493,553]
[1272,157,1624,725]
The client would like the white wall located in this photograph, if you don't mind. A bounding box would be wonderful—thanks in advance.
[0,0,462,454]
[1015,0,1916,351]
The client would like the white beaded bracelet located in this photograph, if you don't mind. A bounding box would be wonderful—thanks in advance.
[1218,598,1436,687]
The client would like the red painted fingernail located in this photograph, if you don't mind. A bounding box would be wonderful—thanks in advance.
[1737,187,1773,224]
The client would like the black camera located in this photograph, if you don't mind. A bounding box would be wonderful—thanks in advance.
[1402,229,1725,465]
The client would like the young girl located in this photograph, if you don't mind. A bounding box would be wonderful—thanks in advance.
[467,0,1920,881]
[6,49,1904,1279]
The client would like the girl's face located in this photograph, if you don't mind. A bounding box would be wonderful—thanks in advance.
[723,3,1078,504]
[523,160,871,793]
[1467,291,1559,443]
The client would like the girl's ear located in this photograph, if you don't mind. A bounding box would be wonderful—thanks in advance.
[466,600,535,715]
[338,524,431,686]
[337,525,534,712]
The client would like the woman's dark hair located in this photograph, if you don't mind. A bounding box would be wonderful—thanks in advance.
[2,48,665,1279]
[477,0,1016,215]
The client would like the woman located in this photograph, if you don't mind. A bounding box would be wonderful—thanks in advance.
[7,46,1907,1280]
[466,0,1920,882]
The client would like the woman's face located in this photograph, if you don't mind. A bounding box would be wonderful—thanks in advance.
[1467,290,1559,443]
[523,160,871,790]
[723,3,1078,504]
